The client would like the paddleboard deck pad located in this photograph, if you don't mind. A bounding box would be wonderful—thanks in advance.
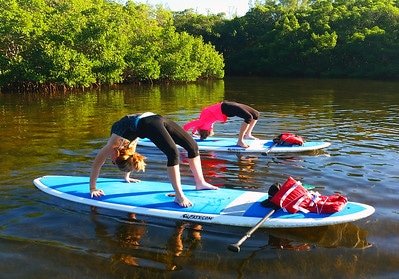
[138,137,331,153]
[34,176,374,228]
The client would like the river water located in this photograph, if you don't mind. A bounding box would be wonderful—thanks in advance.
[0,77,398,278]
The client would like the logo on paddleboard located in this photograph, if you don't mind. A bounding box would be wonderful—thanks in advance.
[227,148,244,152]
[182,214,213,221]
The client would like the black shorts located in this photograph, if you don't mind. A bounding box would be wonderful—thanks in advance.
[221,101,259,124]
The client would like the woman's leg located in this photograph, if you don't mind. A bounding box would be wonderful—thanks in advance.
[245,119,258,139]
[221,102,259,147]
[188,156,218,190]
[167,165,193,207]
[237,122,250,148]
[140,116,193,207]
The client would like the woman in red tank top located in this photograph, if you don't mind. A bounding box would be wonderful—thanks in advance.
[183,101,260,148]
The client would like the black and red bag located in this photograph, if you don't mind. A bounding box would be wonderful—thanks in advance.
[273,133,304,146]
[262,177,348,214]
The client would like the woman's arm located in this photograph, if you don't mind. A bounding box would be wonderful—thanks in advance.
[127,138,138,152]
[89,134,122,197]
[124,139,141,183]
[123,171,141,183]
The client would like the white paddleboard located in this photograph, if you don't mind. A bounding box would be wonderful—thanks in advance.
[138,137,331,153]
[33,175,374,228]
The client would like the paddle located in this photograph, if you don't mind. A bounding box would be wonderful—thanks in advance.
[227,142,277,253]
[262,142,278,156]
[227,209,276,252]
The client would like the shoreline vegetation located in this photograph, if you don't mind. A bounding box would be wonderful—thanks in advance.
[1,0,398,92]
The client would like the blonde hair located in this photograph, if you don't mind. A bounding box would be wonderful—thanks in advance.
[114,147,146,172]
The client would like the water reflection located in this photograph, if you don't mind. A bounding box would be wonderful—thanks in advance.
[90,208,203,272]
[180,152,266,190]
[199,153,261,188]
[236,155,259,187]
[264,223,372,250]
[184,151,332,192]
[2,77,398,278]
[88,206,372,279]
[184,153,228,187]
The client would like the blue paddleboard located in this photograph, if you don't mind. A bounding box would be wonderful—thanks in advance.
[33,175,374,228]
[138,137,331,153]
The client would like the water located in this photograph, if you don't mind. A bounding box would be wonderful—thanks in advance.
[1,78,398,278]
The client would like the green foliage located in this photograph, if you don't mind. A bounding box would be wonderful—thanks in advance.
[0,0,224,91]
[158,29,224,81]
[186,0,399,79]
[2,0,398,90]
[173,9,226,43]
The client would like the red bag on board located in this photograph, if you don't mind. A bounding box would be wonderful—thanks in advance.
[269,177,348,214]
[273,133,304,146]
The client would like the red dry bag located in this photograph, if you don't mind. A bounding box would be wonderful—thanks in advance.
[273,133,304,146]
[269,177,348,214]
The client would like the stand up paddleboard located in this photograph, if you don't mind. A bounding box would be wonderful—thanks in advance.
[33,176,374,228]
[138,137,331,153]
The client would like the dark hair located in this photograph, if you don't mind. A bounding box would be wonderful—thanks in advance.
[114,157,132,172]
[198,129,211,140]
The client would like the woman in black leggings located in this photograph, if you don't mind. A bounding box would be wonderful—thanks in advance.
[90,113,218,207]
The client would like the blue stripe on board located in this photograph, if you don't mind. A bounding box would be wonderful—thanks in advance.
[195,138,241,147]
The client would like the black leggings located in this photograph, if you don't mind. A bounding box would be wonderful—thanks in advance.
[221,101,259,124]
[137,115,199,166]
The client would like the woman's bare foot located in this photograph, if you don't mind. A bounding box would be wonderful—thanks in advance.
[245,134,258,140]
[196,182,219,190]
[237,140,250,148]
[127,213,138,221]
[174,196,193,207]
[125,178,141,183]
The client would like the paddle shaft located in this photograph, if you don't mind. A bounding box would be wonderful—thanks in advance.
[228,209,275,252]
[263,142,278,155]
